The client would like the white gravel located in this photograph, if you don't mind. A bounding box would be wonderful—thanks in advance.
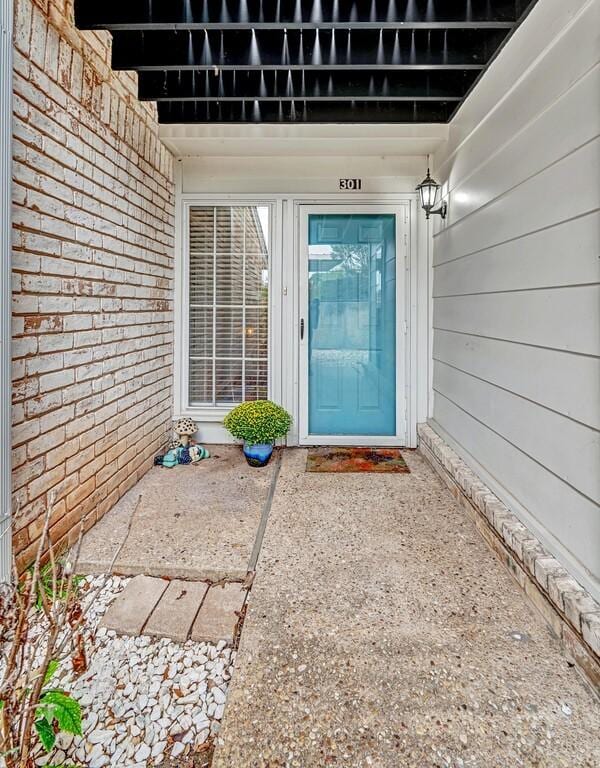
[34,575,235,767]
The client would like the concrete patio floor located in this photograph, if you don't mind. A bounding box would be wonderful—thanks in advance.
[76,446,277,580]
[213,449,600,767]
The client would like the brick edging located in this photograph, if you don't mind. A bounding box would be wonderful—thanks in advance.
[418,423,600,694]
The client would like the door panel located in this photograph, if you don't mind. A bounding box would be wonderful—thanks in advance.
[306,213,396,437]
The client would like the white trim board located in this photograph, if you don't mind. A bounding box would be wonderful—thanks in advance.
[160,123,448,158]
[0,0,13,583]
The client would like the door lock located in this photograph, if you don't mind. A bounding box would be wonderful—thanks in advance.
[300,318,305,340]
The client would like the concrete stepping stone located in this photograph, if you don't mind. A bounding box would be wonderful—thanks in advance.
[101,575,168,636]
[145,579,209,643]
[191,582,246,644]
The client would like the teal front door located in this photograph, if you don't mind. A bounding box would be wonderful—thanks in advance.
[301,210,399,440]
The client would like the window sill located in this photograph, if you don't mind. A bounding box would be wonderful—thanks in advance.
[175,406,234,423]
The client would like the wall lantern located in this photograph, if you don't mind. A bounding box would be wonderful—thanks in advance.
[416,168,447,220]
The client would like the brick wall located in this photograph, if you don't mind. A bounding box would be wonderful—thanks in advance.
[11,0,175,569]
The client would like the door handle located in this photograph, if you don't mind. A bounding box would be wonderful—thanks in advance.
[300,318,305,340]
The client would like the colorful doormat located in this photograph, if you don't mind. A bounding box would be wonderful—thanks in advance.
[306,447,410,473]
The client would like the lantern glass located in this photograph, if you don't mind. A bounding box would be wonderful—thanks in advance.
[419,180,439,211]
[416,167,446,219]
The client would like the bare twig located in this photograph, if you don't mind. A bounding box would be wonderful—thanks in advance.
[0,501,99,768]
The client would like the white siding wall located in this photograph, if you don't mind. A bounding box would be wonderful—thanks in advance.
[431,0,600,600]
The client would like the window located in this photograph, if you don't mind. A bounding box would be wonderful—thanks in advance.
[187,205,269,407]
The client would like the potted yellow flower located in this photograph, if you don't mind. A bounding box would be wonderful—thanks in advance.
[223,400,292,466]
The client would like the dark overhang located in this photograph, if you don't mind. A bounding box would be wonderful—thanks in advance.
[74,1,539,123]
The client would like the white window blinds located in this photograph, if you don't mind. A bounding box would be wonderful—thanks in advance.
[188,205,269,406]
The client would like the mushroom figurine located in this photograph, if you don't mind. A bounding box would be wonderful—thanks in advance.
[174,417,197,447]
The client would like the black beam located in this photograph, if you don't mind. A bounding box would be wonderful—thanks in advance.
[81,22,515,31]
[111,29,505,71]
[139,69,479,101]
[76,0,523,30]
[157,99,455,122]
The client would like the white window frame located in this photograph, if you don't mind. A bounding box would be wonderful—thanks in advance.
[175,195,282,422]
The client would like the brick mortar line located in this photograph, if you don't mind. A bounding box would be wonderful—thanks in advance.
[12,255,173,275]
[12,211,174,263]
[18,446,160,551]
[12,215,172,250]
[15,51,159,138]
[12,45,170,167]
[15,438,164,544]
[12,156,172,213]
[12,115,173,201]
[13,313,174,327]
[12,276,173,295]
[12,367,174,407]
[12,346,174,372]
[13,326,174,343]
[12,203,174,252]
[12,367,174,410]
[12,165,173,228]
[12,132,173,220]
[12,154,174,229]
[12,361,173,392]
[22,440,162,529]
[12,301,174,313]
[12,145,173,218]
[12,286,173,302]
[14,433,168,516]
[14,353,173,381]
[12,271,174,288]
[12,247,173,277]
[13,390,173,437]
[14,326,174,344]
[12,85,171,178]
[12,386,173,492]
[13,347,173,374]
[12,278,174,294]
[21,357,174,384]
[11,86,159,156]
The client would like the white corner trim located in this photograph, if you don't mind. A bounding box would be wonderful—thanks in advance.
[0,0,13,583]
[172,160,184,418]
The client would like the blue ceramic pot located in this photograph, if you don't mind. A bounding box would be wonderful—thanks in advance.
[243,442,273,467]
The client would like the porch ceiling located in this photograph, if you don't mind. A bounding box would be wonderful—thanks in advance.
[74,0,538,124]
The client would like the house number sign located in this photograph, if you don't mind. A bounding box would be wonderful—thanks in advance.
[339,178,362,190]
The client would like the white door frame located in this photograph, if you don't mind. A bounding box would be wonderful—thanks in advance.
[172,189,422,448]
[296,202,410,446]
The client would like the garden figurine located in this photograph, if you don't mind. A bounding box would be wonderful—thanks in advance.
[174,417,197,446]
